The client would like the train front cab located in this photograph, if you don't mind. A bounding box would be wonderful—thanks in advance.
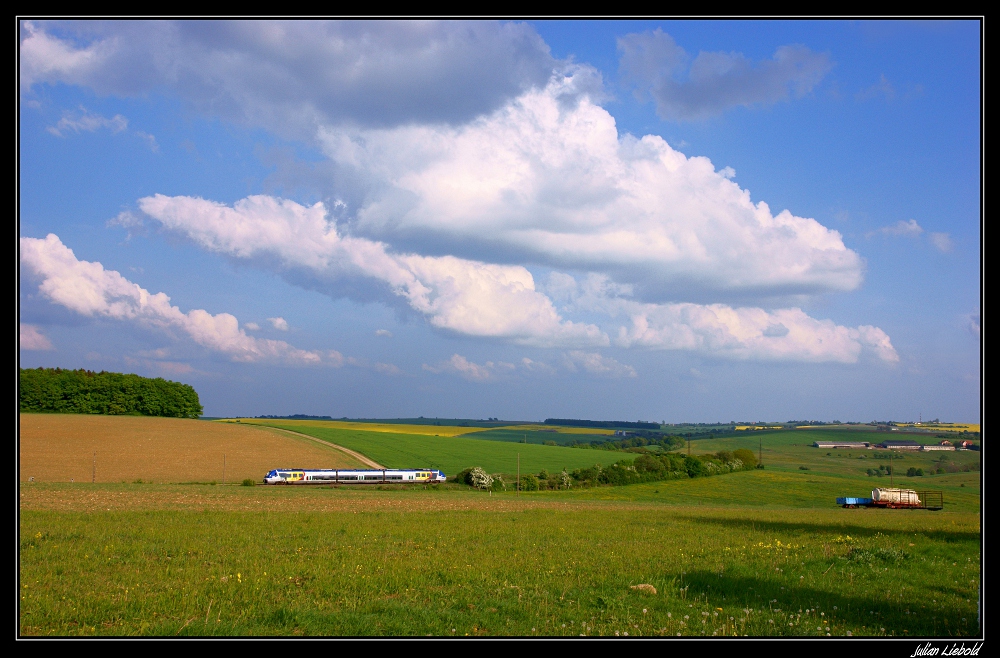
[263,469,304,484]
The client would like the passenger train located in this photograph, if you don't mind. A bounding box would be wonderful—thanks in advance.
[263,468,446,485]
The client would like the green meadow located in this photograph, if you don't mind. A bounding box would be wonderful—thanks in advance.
[19,425,981,637]
[240,420,627,476]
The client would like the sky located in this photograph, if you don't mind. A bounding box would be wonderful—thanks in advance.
[18,19,981,422]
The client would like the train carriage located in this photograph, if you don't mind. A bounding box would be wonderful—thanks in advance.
[263,468,446,484]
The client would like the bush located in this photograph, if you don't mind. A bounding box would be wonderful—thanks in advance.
[684,456,706,478]
[519,474,539,491]
[732,448,756,468]
[906,467,917,477]
[799,465,810,470]
[468,467,493,490]
[634,454,665,473]
[915,468,924,476]
[454,468,474,485]
[241,478,255,487]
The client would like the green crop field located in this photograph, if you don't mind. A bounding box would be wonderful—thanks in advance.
[237,420,627,476]
[18,421,981,637]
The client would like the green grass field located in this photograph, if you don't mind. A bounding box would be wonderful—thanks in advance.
[19,424,981,637]
[19,479,980,637]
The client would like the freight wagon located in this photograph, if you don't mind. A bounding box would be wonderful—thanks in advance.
[836,488,943,510]
[263,468,446,484]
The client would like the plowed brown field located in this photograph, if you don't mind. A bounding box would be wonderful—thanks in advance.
[18,414,366,483]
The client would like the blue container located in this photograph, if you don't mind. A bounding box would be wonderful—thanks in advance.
[836,497,873,506]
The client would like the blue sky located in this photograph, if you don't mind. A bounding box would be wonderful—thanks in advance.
[19,20,981,422]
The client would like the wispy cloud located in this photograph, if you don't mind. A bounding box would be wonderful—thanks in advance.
[19,323,53,350]
[47,106,127,137]
[967,311,980,337]
[856,74,896,102]
[929,232,953,252]
[562,351,637,378]
[423,354,496,382]
[618,28,832,121]
[869,219,924,238]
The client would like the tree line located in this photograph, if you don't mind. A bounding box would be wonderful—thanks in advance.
[456,448,759,491]
[19,368,203,418]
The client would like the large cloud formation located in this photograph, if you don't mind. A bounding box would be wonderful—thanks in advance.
[20,234,332,364]
[21,20,896,367]
[319,71,863,300]
[137,194,896,363]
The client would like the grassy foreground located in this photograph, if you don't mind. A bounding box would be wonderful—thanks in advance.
[20,481,980,637]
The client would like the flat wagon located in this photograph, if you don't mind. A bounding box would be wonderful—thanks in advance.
[836,488,943,510]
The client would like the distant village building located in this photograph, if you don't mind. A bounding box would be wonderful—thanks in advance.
[875,424,899,432]
[920,443,955,451]
[613,430,632,437]
[878,440,922,450]
[813,441,871,449]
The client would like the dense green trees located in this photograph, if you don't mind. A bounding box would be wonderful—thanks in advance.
[569,450,756,487]
[19,368,203,418]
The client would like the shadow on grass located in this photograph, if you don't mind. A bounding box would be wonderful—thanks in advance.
[676,569,979,638]
[676,515,981,544]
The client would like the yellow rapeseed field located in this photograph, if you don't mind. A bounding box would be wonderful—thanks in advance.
[18,414,365,484]
[897,423,980,433]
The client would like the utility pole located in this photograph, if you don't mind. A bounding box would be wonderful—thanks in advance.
[517,453,520,497]
[687,438,691,456]
[92,452,96,483]
[890,450,893,487]
[759,435,763,468]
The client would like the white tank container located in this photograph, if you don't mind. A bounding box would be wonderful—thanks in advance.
[872,488,921,505]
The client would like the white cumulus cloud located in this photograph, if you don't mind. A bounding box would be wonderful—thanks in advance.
[138,193,606,348]
[557,273,898,363]
[268,317,289,331]
[318,71,863,299]
[20,233,331,365]
[20,323,53,350]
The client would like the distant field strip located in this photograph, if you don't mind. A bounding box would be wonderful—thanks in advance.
[228,418,492,438]
[242,420,626,476]
[18,414,366,483]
